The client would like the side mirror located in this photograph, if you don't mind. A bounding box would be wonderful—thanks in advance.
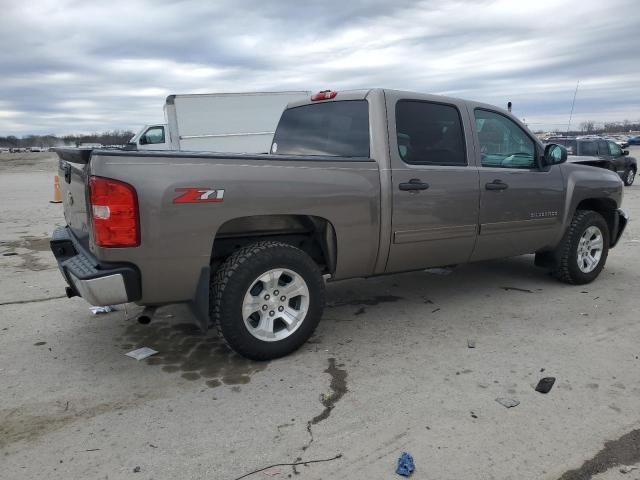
[544,143,567,166]
[623,150,629,156]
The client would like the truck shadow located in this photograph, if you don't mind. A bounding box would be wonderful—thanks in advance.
[119,319,267,388]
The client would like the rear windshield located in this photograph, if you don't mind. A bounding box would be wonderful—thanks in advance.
[271,100,370,157]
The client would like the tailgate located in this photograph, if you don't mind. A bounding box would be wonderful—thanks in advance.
[56,148,92,248]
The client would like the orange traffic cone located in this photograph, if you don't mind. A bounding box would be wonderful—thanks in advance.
[50,175,62,204]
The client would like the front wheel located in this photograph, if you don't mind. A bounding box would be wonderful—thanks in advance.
[553,210,609,285]
[623,168,635,186]
[211,241,325,360]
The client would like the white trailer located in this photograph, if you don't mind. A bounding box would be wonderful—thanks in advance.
[128,91,310,153]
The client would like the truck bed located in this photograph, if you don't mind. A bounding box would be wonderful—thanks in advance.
[56,148,382,305]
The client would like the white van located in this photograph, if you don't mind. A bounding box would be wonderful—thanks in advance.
[128,91,310,153]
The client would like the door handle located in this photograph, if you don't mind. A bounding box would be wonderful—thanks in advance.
[399,178,430,191]
[485,180,508,191]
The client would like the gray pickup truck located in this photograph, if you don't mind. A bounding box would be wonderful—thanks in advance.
[51,89,628,360]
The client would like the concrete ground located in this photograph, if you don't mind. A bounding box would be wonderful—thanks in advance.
[1,150,639,480]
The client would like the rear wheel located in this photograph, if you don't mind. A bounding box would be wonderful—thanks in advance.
[553,210,609,284]
[211,241,325,360]
[623,167,635,186]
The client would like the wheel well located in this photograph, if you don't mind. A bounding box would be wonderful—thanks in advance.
[211,215,337,275]
[575,198,617,237]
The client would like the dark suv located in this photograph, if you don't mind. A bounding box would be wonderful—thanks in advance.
[546,137,636,186]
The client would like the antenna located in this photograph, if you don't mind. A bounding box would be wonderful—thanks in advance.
[566,80,580,135]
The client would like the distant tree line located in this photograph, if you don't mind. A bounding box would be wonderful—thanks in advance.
[0,130,135,148]
[578,119,640,135]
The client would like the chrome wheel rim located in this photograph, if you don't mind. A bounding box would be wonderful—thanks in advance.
[242,268,309,342]
[577,226,604,273]
[627,170,635,185]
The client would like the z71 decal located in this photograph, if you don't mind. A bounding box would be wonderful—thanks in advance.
[174,188,225,204]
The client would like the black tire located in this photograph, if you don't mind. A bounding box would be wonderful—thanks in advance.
[623,167,636,186]
[211,241,325,360]
[552,210,609,285]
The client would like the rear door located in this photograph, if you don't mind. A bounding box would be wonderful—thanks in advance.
[469,107,565,261]
[385,93,480,272]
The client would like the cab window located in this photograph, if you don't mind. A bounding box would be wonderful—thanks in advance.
[141,126,165,145]
[579,141,598,156]
[608,141,622,157]
[474,109,535,168]
[597,141,609,156]
[395,100,467,166]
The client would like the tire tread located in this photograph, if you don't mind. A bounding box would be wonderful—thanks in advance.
[210,241,323,359]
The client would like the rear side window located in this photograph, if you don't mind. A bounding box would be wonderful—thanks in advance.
[597,141,609,155]
[272,100,369,157]
[579,141,598,156]
[395,101,466,166]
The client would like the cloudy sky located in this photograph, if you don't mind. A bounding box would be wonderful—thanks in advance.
[1,0,638,135]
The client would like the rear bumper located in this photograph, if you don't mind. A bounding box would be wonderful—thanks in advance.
[50,226,141,305]
[611,208,629,248]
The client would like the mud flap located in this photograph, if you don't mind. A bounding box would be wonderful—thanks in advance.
[189,266,211,332]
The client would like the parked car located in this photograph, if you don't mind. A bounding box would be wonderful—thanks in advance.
[606,137,629,149]
[51,89,628,360]
[128,91,310,153]
[628,136,640,145]
[546,137,636,186]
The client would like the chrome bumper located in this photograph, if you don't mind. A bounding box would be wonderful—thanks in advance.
[50,227,140,306]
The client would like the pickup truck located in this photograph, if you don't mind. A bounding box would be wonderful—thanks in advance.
[51,89,629,360]
[546,136,637,186]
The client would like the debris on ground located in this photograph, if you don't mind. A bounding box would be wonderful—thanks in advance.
[125,347,158,360]
[2,252,18,256]
[231,453,342,480]
[535,377,556,394]
[133,466,141,473]
[89,305,116,315]
[619,465,638,474]
[396,452,415,477]
[502,286,533,293]
[495,397,520,408]
[424,267,452,275]
[467,339,476,348]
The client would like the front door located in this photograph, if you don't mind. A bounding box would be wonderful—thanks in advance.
[604,140,627,176]
[469,108,565,261]
[385,95,480,272]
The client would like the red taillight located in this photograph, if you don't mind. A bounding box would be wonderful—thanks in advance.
[311,90,337,101]
[89,176,139,247]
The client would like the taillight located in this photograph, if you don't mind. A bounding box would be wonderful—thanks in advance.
[89,176,139,247]
[311,90,337,101]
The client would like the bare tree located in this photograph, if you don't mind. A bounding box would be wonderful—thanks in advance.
[580,121,595,133]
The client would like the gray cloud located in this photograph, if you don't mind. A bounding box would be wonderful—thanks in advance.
[0,0,638,135]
